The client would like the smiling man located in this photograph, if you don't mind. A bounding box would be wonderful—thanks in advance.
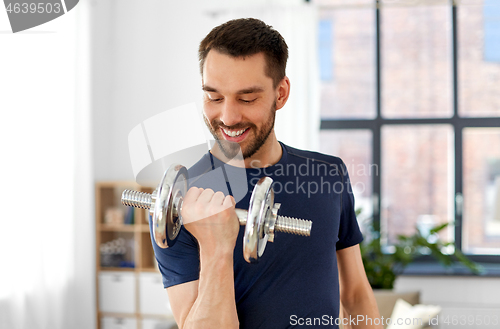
[151,18,382,329]
[202,49,285,166]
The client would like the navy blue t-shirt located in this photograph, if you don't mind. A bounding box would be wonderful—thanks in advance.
[151,142,363,328]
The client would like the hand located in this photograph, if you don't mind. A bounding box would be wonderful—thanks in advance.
[181,187,240,255]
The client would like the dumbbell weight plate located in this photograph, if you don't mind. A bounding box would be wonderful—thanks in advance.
[153,164,188,248]
[243,177,274,263]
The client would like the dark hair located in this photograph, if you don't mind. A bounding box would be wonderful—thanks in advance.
[199,18,288,88]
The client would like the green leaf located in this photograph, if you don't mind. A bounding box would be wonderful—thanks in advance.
[360,215,482,289]
[430,222,449,235]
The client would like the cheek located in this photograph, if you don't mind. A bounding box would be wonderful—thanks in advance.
[254,103,275,122]
[203,104,217,122]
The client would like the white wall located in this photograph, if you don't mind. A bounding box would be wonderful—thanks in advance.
[90,0,306,182]
[91,0,207,181]
[395,276,500,329]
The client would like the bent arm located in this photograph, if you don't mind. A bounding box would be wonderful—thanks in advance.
[167,188,240,329]
[167,250,239,329]
[337,244,383,329]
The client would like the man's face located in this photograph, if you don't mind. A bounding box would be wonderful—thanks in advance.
[202,50,278,160]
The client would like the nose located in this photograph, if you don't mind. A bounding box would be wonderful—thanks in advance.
[220,99,242,127]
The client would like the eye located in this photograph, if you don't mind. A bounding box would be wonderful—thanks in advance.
[241,98,257,104]
[206,94,223,103]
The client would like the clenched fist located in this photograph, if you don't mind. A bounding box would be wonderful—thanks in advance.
[181,187,240,255]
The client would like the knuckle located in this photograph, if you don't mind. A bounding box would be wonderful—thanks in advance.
[187,186,200,193]
[208,204,223,216]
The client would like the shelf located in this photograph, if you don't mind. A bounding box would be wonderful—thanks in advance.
[139,224,150,232]
[98,224,150,233]
[99,312,137,318]
[99,267,136,272]
[96,181,169,329]
[139,231,156,270]
[140,267,160,273]
[100,224,136,232]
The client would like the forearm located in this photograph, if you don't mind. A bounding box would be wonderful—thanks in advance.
[342,289,383,329]
[183,249,239,329]
[337,246,383,329]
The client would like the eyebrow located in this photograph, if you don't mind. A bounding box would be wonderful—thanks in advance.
[202,85,264,95]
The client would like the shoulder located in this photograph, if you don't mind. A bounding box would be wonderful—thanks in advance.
[282,143,345,167]
[187,153,214,178]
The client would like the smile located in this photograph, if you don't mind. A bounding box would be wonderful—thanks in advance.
[222,127,248,137]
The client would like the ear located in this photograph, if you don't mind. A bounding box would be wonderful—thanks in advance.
[275,76,290,110]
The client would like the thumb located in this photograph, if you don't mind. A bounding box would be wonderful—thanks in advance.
[223,195,236,208]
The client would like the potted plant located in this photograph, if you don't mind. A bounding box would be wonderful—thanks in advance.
[358,210,482,290]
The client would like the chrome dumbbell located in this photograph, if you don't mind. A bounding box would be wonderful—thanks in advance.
[121,164,312,263]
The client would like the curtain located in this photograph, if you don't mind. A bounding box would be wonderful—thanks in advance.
[0,3,94,329]
[204,2,321,152]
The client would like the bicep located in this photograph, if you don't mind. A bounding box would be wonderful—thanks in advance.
[337,244,371,301]
[337,244,382,327]
[167,280,199,328]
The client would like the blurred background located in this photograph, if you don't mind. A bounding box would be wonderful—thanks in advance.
[1,0,499,328]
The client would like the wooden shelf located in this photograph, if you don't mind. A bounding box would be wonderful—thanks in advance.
[99,267,135,272]
[100,224,136,232]
[140,267,160,273]
[95,181,170,329]
[99,312,137,318]
[139,225,150,232]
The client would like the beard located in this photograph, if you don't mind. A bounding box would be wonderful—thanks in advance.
[204,100,276,160]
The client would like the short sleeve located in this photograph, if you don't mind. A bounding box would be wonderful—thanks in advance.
[151,221,200,288]
[335,160,364,250]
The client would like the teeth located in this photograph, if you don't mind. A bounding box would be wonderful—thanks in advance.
[223,128,247,137]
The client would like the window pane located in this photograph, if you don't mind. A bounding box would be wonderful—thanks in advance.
[319,7,376,119]
[458,0,500,117]
[320,130,373,219]
[381,3,453,118]
[463,128,500,254]
[314,0,374,9]
[381,125,454,247]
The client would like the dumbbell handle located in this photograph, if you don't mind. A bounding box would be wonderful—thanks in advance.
[122,190,311,237]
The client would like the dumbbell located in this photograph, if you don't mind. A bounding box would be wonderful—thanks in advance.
[121,164,312,263]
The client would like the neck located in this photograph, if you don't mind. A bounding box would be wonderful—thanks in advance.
[243,131,282,168]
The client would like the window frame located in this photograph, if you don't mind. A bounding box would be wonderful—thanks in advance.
[319,1,500,263]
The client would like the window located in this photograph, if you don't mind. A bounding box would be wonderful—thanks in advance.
[317,0,500,262]
[318,1,376,120]
[483,0,500,63]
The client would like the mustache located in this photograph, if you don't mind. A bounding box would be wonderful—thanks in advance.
[211,120,254,130]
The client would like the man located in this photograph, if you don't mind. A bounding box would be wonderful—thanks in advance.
[152,18,382,329]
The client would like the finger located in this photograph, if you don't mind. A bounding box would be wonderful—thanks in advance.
[183,187,204,204]
[197,188,215,204]
[211,191,225,205]
[181,187,204,224]
[222,195,236,209]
